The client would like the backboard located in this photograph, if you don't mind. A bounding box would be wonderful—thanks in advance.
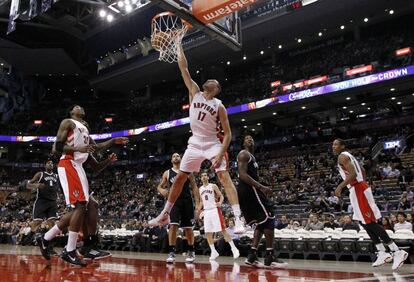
[150,0,242,51]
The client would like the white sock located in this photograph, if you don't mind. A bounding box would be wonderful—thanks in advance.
[209,244,217,253]
[231,205,241,218]
[388,242,399,252]
[164,201,174,213]
[44,225,61,241]
[66,231,78,252]
[375,243,386,252]
[229,240,237,250]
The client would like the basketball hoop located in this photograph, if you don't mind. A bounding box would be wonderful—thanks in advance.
[151,12,191,63]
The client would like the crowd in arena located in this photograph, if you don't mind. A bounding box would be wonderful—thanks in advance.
[1,124,413,253]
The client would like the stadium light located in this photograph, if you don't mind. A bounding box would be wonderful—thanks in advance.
[257,123,261,126]
[301,106,306,109]
[107,14,114,22]
[243,56,247,60]
[391,97,396,100]
[118,1,124,7]
[349,110,354,113]
[342,106,347,109]
[227,61,231,65]
[389,10,394,15]
[260,50,264,55]
[125,5,132,13]
[278,45,282,49]
[390,88,395,91]
[340,25,345,30]
[346,97,351,100]
[361,103,366,106]
[318,32,322,37]
[241,118,246,122]
[397,102,402,105]
[99,10,106,18]
[364,18,368,22]
[367,107,371,110]
[272,112,276,115]
[243,125,247,128]
[297,38,302,43]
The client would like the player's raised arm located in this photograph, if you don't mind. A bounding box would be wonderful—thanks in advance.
[157,170,170,198]
[177,44,200,102]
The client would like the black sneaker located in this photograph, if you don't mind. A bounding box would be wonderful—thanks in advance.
[35,234,51,260]
[166,252,175,264]
[185,251,195,263]
[245,252,264,267]
[61,248,87,267]
[264,254,288,268]
[79,247,112,260]
[47,244,58,257]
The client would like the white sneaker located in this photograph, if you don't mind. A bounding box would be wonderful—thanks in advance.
[392,250,408,271]
[148,212,170,226]
[232,248,240,259]
[234,218,246,234]
[209,250,219,260]
[372,251,393,267]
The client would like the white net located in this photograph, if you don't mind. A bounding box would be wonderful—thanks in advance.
[151,12,189,63]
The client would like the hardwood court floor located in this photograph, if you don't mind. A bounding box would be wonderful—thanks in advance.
[1,245,413,281]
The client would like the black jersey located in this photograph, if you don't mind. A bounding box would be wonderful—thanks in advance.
[37,171,59,201]
[168,169,191,200]
[238,150,259,186]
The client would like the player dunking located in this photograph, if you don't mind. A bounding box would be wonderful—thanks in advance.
[197,171,240,261]
[149,44,245,234]
[237,135,287,268]
[36,105,127,266]
[157,153,199,263]
[333,139,408,271]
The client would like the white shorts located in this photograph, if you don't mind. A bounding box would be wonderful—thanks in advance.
[58,159,89,205]
[203,207,226,233]
[180,136,228,173]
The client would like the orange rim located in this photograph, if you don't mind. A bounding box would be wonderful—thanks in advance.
[151,11,193,29]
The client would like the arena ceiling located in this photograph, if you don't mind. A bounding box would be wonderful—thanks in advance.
[0,0,413,87]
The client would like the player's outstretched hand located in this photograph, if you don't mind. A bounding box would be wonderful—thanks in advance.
[108,153,118,162]
[78,144,96,153]
[114,137,129,145]
[210,153,224,169]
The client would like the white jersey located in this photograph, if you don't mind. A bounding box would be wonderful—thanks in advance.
[189,92,221,139]
[337,151,364,188]
[61,119,90,164]
[199,183,217,210]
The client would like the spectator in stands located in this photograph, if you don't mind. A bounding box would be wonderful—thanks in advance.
[406,213,413,224]
[324,214,339,229]
[341,215,360,232]
[398,195,411,211]
[388,165,401,178]
[390,213,398,226]
[394,212,413,231]
[327,191,340,211]
[286,220,300,230]
[381,163,392,179]
[305,214,324,231]
[275,215,289,230]
[406,188,414,202]
[381,217,394,231]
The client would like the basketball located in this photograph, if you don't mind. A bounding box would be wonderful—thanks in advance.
[151,31,171,51]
